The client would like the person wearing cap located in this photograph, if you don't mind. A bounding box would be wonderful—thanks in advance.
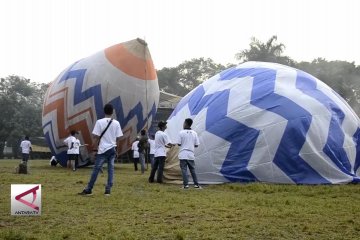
[64,130,80,171]
[148,121,172,183]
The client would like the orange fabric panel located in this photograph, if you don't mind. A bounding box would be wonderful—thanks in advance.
[104,44,157,80]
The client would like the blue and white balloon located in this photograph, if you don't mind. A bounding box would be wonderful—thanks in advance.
[165,61,360,184]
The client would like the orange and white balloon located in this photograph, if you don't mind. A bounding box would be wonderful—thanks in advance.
[42,38,159,166]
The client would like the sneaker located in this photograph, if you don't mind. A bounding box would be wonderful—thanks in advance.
[194,185,202,189]
[182,185,189,189]
[104,190,111,196]
[78,189,92,196]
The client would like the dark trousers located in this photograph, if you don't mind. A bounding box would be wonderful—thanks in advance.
[133,157,139,171]
[149,156,166,183]
[22,153,30,162]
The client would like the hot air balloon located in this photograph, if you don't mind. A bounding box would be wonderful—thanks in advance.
[165,61,360,184]
[42,38,159,167]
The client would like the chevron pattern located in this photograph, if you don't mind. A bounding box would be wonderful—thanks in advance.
[167,62,360,184]
[43,65,157,167]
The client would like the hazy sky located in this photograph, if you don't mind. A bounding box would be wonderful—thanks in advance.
[0,0,359,83]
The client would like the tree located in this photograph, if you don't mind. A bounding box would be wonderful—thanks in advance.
[0,75,47,157]
[157,58,227,96]
[236,36,295,66]
[296,59,360,115]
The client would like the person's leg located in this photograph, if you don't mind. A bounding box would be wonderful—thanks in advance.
[67,154,72,169]
[85,153,106,192]
[156,156,166,183]
[149,157,159,182]
[105,148,116,193]
[22,153,29,163]
[139,153,145,174]
[179,160,189,187]
[149,154,154,169]
[134,157,138,171]
[187,160,199,185]
[74,154,79,170]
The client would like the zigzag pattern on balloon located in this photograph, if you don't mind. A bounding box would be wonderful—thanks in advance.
[168,63,360,184]
[43,66,157,164]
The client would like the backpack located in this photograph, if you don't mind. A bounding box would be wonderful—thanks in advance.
[138,137,149,153]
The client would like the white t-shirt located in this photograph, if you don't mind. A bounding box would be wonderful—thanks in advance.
[177,129,200,160]
[154,131,170,157]
[74,139,80,154]
[131,140,139,158]
[149,139,155,155]
[92,117,123,154]
[20,140,32,154]
[64,136,78,154]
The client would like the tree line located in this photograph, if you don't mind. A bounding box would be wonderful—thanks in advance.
[1,36,360,157]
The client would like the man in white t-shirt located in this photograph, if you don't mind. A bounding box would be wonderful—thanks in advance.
[79,104,123,196]
[131,138,140,171]
[20,136,32,163]
[148,121,172,183]
[177,118,201,189]
[64,130,80,171]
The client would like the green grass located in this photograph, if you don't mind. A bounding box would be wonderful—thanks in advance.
[1,160,360,239]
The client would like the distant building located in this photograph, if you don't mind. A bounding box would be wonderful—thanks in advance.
[149,91,181,135]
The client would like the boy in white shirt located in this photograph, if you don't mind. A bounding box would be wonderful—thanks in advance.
[64,130,80,171]
[20,136,32,163]
[148,135,155,169]
[177,118,201,189]
[131,138,140,171]
[148,121,172,183]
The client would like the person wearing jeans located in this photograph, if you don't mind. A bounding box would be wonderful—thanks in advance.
[149,121,172,183]
[138,129,149,174]
[177,118,201,189]
[86,147,116,192]
[79,104,123,196]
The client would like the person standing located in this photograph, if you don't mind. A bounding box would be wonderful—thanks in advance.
[64,130,79,171]
[148,135,155,169]
[131,137,140,171]
[20,136,32,163]
[177,118,201,189]
[138,129,149,174]
[148,121,172,183]
[79,103,123,196]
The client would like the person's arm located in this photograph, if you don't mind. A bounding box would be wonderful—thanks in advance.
[92,134,100,152]
[165,135,173,148]
[177,132,182,147]
[194,132,200,148]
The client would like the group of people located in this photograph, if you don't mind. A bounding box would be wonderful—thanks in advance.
[22,103,201,196]
[147,119,201,189]
[131,130,154,174]
[77,103,201,195]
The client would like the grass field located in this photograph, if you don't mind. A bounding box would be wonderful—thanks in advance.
[1,160,360,240]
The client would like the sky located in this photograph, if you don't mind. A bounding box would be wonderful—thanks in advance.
[0,0,359,84]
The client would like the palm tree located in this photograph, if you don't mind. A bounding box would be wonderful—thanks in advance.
[236,36,295,66]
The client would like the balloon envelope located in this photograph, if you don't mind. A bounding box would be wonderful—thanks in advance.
[165,61,360,184]
[42,39,159,166]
